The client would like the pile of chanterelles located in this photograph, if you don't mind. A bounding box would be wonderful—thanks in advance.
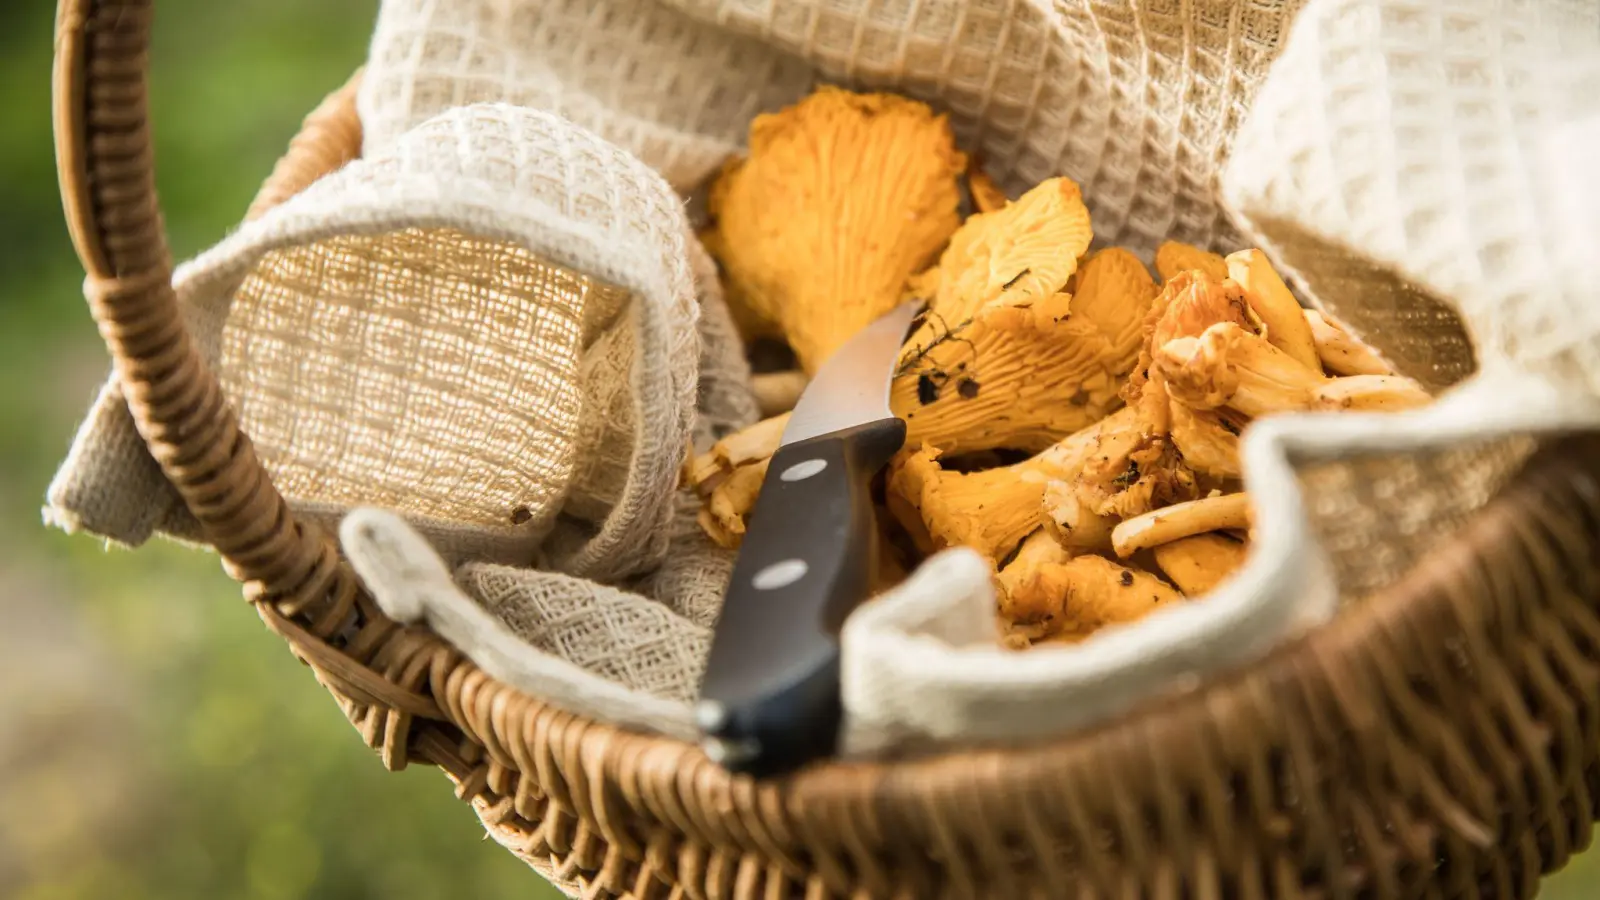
[686,86,1426,647]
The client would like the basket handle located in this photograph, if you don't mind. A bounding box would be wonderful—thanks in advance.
[52,0,354,625]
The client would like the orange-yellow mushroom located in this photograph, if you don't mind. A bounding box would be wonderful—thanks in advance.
[1151,533,1249,595]
[1155,241,1229,283]
[703,87,967,372]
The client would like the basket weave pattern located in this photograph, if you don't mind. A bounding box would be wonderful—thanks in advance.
[50,1,1600,897]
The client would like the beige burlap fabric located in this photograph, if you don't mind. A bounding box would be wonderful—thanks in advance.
[342,256,758,733]
[47,102,702,578]
[47,0,1600,767]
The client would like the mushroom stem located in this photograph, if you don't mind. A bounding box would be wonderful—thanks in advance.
[996,529,1072,619]
[1112,492,1253,557]
[1304,309,1394,376]
[1311,374,1432,412]
[1157,323,1327,417]
[967,164,1010,214]
[685,412,790,496]
[701,458,770,548]
[1152,533,1249,595]
[751,371,808,417]
[1041,480,1115,554]
[1226,249,1321,371]
[1158,323,1430,419]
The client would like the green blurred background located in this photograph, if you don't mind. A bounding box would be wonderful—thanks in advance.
[0,2,1594,898]
[0,1,550,898]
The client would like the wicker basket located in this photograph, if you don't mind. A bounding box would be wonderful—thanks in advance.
[52,2,1600,897]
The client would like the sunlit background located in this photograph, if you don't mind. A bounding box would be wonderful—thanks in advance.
[0,2,546,898]
[0,2,1593,898]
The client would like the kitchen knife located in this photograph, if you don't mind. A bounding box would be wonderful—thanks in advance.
[696,300,923,777]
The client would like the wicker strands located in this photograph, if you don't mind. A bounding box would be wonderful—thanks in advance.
[47,0,1600,898]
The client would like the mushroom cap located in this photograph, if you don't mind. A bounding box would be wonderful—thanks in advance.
[704,86,968,372]
[1151,533,1250,595]
[884,445,1049,567]
[900,176,1094,348]
[1158,322,1327,416]
[1070,247,1159,363]
[889,187,1145,455]
[1154,241,1229,283]
[1149,270,1255,353]
[1000,554,1184,635]
[1168,402,1243,480]
[892,296,1127,453]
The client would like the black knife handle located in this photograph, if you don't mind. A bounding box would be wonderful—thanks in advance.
[696,416,907,777]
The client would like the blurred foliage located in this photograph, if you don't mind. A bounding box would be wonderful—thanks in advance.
[0,1,546,898]
[0,1,1597,899]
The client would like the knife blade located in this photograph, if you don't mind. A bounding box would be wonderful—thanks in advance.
[695,300,923,777]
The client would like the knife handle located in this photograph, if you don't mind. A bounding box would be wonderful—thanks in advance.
[697,416,908,777]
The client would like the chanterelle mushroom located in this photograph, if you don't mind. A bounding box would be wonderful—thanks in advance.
[702,86,967,371]
[685,182,1159,544]
[1167,401,1244,480]
[1226,249,1320,371]
[885,445,1048,566]
[885,409,1133,567]
[1154,241,1229,283]
[1158,322,1431,418]
[890,179,1144,454]
[683,412,790,496]
[1304,309,1394,377]
[698,458,770,549]
[999,554,1184,637]
[1048,270,1259,527]
[1112,492,1253,557]
[1152,533,1249,595]
[995,529,1070,618]
[1120,270,1253,415]
[966,160,1010,214]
